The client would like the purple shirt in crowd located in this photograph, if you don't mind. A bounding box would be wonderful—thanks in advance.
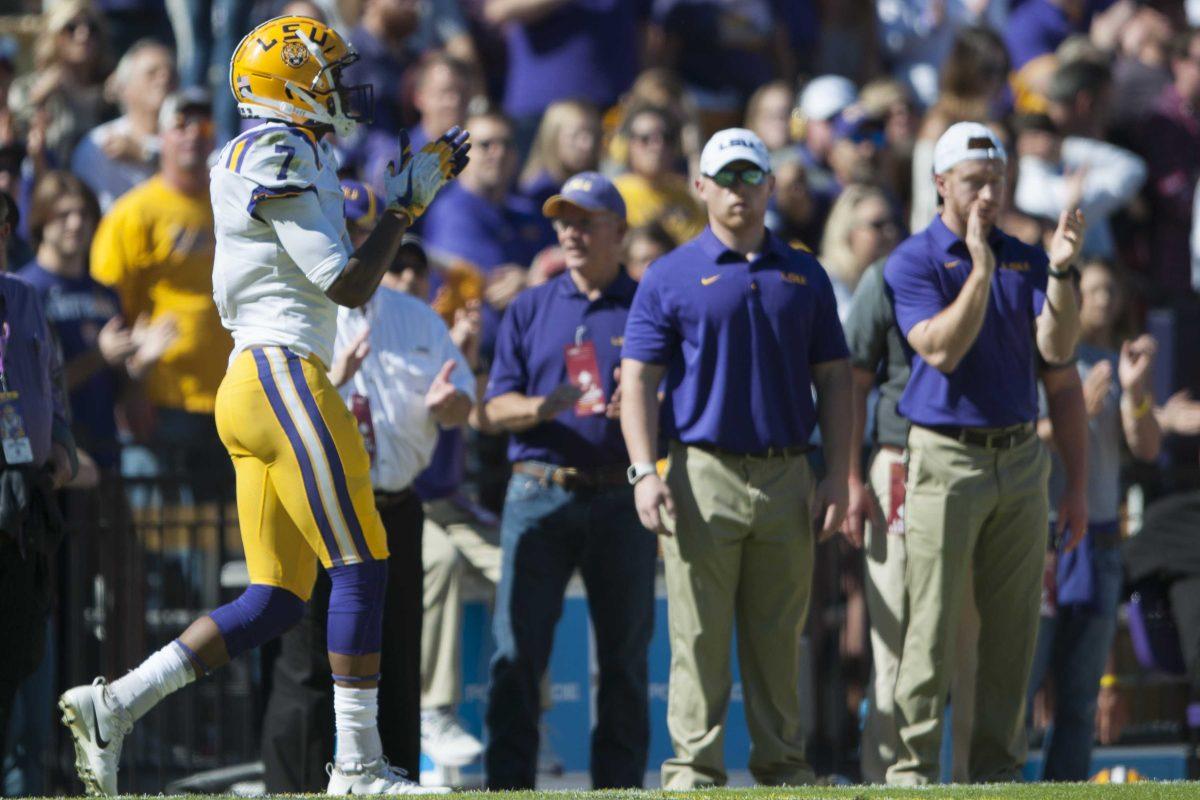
[17,262,123,469]
[486,269,636,469]
[502,0,646,118]
[0,274,69,469]
[885,216,1048,428]
[414,427,466,501]
[344,25,415,134]
[1139,83,1200,295]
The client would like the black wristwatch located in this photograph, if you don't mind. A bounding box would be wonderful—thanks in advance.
[1047,265,1080,281]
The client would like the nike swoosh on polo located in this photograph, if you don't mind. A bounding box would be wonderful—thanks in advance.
[91,705,110,749]
[701,274,720,286]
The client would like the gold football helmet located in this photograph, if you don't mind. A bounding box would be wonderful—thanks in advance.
[229,15,371,137]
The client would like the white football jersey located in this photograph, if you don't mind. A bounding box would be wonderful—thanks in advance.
[211,122,351,368]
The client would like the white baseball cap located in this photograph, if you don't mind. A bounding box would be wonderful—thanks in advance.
[798,75,858,122]
[933,121,1007,175]
[699,128,771,176]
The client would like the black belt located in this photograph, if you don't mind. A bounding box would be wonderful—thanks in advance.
[374,486,417,507]
[512,461,627,490]
[918,423,1034,450]
[688,441,812,459]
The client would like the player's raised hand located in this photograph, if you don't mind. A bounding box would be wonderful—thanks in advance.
[384,126,471,221]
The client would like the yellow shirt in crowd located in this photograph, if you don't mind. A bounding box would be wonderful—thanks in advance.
[613,172,706,245]
[91,175,232,414]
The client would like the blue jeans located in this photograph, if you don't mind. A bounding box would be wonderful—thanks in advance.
[484,470,657,789]
[1027,540,1124,781]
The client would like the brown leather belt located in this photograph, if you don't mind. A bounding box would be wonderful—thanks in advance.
[919,422,1034,450]
[512,461,628,490]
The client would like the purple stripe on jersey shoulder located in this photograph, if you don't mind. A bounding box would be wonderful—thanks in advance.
[251,347,348,566]
[281,349,372,561]
[284,125,323,171]
[247,184,316,218]
[230,127,276,173]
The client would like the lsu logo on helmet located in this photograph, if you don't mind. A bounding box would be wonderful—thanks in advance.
[229,15,372,138]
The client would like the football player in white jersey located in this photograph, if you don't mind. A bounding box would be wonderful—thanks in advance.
[58,15,469,796]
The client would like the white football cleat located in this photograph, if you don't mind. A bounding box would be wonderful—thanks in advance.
[326,757,451,795]
[58,678,133,796]
[421,707,483,767]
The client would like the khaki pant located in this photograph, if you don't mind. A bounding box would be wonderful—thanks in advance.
[860,446,978,784]
[887,426,1049,785]
[660,442,817,789]
[421,497,502,709]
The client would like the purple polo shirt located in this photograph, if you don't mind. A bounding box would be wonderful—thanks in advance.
[422,183,554,271]
[0,274,68,468]
[17,262,122,468]
[885,215,1049,428]
[486,269,636,468]
[622,226,848,453]
[502,0,645,118]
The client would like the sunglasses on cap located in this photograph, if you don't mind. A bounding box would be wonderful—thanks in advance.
[709,166,767,188]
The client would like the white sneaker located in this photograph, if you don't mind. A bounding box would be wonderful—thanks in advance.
[420,708,483,767]
[326,757,451,795]
[58,678,133,796]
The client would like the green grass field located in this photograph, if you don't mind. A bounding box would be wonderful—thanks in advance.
[33,787,1200,800]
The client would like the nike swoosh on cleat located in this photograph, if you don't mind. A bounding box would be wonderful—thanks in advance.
[90,705,110,749]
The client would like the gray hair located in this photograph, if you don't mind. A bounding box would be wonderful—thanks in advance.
[107,38,175,105]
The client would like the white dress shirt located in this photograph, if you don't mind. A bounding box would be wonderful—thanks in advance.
[335,286,474,492]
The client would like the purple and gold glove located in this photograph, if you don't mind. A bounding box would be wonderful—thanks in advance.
[384,126,471,222]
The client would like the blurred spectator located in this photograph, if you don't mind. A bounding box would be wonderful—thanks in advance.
[765,150,828,250]
[519,99,602,209]
[655,0,790,135]
[17,172,175,473]
[606,68,703,173]
[1138,27,1200,299]
[622,220,674,282]
[421,110,555,359]
[817,0,881,82]
[71,40,177,211]
[910,25,1010,230]
[1027,258,1200,780]
[744,80,795,153]
[1014,112,1145,260]
[8,0,113,166]
[818,183,901,320]
[0,191,30,273]
[613,104,705,245]
[828,106,891,191]
[793,74,858,199]
[484,171,653,790]
[876,0,1009,108]
[484,0,646,153]
[1004,0,1090,71]
[405,0,481,69]
[89,89,232,502]
[166,0,254,145]
[353,52,473,191]
[1045,58,1113,138]
[344,0,423,135]
[98,0,176,56]
[0,271,75,775]
[1110,5,1173,131]
[861,78,919,212]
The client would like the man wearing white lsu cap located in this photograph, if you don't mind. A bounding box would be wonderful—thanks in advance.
[882,121,1086,784]
[621,128,853,787]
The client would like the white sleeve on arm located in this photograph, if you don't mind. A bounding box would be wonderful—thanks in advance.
[257,191,351,292]
[1063,137,1147,218]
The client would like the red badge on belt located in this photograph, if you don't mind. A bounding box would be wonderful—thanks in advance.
[563,341,606,416]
